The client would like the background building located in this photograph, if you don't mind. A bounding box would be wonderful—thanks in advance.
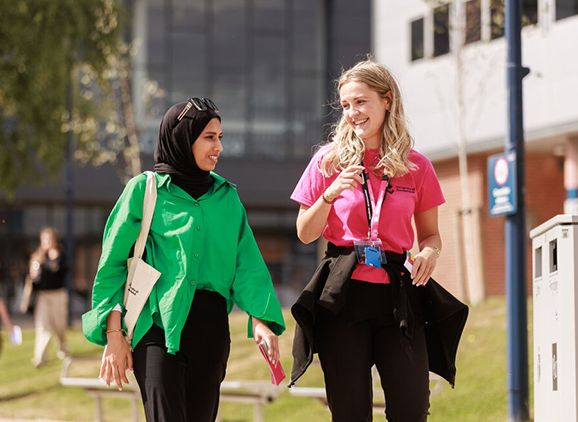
[0,0,372,310]
[373,0,578,301]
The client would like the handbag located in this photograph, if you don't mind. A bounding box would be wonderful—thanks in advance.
[123,172,161,341]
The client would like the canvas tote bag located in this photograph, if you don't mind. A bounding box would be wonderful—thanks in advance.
[123,172,161,341]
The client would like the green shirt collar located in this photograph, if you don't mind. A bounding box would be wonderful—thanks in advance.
[154,171,236,194]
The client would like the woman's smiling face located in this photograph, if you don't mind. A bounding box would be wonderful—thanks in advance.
[339,80,391,148]
[191,118,223,171]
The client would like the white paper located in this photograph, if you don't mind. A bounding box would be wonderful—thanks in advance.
[10,325,22,345]
[404,255,413,273]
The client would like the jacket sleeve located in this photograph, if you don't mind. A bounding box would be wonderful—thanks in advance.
[231,204,286,338]
[82,174,146,346]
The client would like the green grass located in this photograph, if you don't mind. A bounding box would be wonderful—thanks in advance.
[0,298,532,421]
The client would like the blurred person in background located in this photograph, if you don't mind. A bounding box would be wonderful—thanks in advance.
[0,297,16,356]
[83,98,285,422]
[290,59,467,421]
[29,227,69,367]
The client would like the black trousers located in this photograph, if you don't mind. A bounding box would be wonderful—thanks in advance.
[314,281,430,422]
[133,290,230,422]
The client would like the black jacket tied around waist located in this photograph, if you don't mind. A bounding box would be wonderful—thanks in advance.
[289,242,469,387]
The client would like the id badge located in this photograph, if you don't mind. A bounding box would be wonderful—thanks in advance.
[354,238,384,268]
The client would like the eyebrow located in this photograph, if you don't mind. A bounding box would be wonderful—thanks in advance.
[341,95,367,103]
[204,131,223,136]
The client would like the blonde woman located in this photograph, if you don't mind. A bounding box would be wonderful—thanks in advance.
[289,59,468,421]
[29,227,69,367]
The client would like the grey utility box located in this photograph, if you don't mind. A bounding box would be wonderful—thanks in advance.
[530,214,578,422]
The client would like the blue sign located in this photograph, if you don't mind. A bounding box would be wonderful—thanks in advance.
[488,152,517,216]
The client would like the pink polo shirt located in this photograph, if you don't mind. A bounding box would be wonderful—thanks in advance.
[291,144,445,284]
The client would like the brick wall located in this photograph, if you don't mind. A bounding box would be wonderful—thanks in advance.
[432,151,565,300]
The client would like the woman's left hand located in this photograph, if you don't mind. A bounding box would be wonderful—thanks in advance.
[252,317,279,365]
[411,247,439,286]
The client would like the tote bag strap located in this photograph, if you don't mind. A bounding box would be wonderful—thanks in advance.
[133,172,157,260]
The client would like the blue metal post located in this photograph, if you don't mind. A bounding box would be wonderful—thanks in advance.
[505,0,529,420]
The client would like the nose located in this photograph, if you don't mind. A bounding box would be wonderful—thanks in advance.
[215,138,223,153]
[345,107,359,121]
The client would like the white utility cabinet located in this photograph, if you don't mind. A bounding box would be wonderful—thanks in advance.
[530,214,578,422]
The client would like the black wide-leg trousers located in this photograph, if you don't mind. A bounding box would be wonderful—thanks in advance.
[133,290,230,422]
[314,281,430,422]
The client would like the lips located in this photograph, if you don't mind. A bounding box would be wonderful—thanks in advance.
[209,155,219,163]
[353,118,368,128]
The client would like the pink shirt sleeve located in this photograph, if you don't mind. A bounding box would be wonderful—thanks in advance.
[414,157,445,212]
[290,147,329,207]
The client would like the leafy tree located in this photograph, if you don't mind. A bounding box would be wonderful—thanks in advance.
[0,0,136,197]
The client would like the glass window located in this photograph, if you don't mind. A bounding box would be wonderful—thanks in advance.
[171,0,206,32]
[140,0,329,160]
[73,207,89,236]
[213,0,247,70]
[251,36,286,117]
[253,0,286,33]
[522,0,538,26]
[49,206,66,235]
[213,72,247,157]
[250,35,287,158]
[490,0,505,39]
[410,17,424,61]
[433,4,450,57]
[556,0,578,20]
[22,206,48,237]
[147,0,167,67]
[170,33,207,103]
[291,76,322,157]
[465,0,481,44]
[292,0,322,72]
[491,0,536,38]
[250,121,287,159]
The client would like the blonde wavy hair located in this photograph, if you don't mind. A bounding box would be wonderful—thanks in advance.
[320,59,415,177]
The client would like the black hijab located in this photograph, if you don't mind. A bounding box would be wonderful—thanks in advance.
[153,101,221,199]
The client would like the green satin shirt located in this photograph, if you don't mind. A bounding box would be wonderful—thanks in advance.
[82,172,285,353]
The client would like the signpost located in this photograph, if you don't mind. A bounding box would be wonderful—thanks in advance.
[488,152,517,216]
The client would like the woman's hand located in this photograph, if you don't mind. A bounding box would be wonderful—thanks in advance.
[252,317,279,365]
[29,260,41,280]
[411,246,439,286]
[99,332,133,391]
[296,165,365,244]
[323,165,365,203]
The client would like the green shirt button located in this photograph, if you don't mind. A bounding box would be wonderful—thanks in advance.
[196,226,201,231]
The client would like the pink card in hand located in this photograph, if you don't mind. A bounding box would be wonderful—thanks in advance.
[258,342,286,386]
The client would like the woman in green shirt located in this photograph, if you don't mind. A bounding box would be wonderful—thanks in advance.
[83,98,285,422]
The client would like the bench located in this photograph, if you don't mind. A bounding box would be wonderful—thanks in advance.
[289,386,386,414]
[59,357,283,422]
[59,357,141,422]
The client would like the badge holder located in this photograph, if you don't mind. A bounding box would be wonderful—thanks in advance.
[354,238,385,269]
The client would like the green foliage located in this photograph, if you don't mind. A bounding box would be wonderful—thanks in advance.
[0,0,122,196]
